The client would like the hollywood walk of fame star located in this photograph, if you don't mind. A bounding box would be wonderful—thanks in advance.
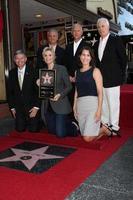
[91,37,97,46]
[87,32,91,37]
[0,146,64,170]
[42,72,53,84]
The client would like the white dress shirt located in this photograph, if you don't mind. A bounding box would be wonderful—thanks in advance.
[98,34,110,61]
[18,65,26,87]
[49,44,57,52]
[73,38,82,56]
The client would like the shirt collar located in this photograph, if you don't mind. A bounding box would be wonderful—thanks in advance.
[49,44,57,51]
[100,33,110,42]
[74,38,82,46]
[18,65,26,74]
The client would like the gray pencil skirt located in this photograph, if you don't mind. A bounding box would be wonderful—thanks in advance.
[77,96,100,136]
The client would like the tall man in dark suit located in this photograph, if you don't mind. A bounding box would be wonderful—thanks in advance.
[36,28,65,69]
[65,23,89,82]
[94,18,127,136]
[65,23,90,106]
[7,50,40,132]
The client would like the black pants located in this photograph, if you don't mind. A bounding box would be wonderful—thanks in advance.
[15,108,40,132]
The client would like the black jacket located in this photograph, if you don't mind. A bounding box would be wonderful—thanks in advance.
[7,65,40,112]
[94,34,127,88]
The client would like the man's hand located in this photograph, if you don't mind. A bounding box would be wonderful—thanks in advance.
[29,107,38,118]
[36,79,40,86]
[11,109,16,118]
[69,76,75,83]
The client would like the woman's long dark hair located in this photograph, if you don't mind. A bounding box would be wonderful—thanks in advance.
[77,46,96,69]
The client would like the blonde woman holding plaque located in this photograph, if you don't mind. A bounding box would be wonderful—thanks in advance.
[37,47,78,137]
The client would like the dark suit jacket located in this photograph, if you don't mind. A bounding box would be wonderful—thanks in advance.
[65,39,90,76]
[7,65,40,112]
[94,34,127,88]
[42,64,72,114]
[36,44,65,69]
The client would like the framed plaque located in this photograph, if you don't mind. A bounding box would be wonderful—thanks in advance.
[39,69,56,98]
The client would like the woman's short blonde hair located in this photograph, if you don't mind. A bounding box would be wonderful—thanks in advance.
[42,46,55,56]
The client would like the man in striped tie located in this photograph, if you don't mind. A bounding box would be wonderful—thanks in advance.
[7,50,40,132]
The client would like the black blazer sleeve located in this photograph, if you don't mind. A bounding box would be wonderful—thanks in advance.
[7,69,17,109]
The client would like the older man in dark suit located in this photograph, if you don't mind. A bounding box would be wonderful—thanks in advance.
[65,23,89,82]
[7,50,40,132]
[94,18,127,136]
[65,23,90,127]
[36,28,65,69]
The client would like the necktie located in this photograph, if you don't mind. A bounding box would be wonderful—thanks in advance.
[18,72,23,90]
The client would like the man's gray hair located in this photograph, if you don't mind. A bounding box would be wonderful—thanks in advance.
[97,18,110,28]
[47,28,58,35]
[14,49,26,57]
[72,22,83,31]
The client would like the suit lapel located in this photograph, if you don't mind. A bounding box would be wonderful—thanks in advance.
[74,40,83,57]
[55,45,58,53]
[55,45,60,59]
[101,35,111,61]
[15,68,21,91]
[95,41,100,62]
[70,43,74,57]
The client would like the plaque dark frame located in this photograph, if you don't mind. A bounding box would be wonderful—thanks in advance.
[39,69,56,98]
